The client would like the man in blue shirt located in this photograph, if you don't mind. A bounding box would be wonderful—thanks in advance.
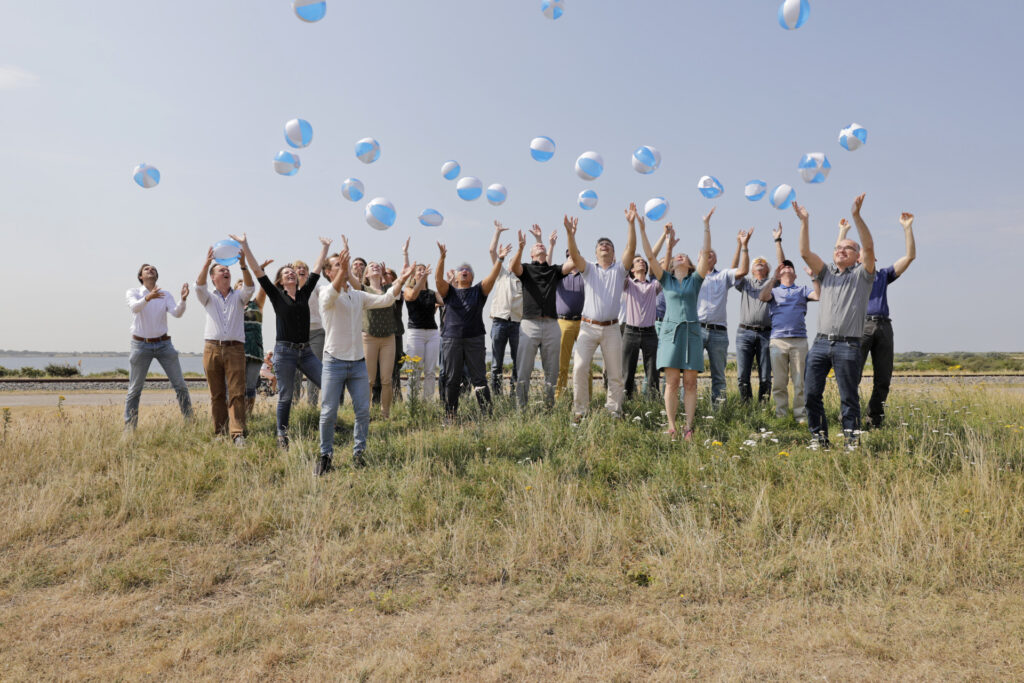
[837,211,916,427]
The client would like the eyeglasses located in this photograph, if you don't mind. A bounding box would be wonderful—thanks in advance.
[834,245,858,252]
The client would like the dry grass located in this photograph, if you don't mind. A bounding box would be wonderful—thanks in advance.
[1,384,1024,679]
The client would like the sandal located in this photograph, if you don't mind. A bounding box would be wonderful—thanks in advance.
[664,428,677,442]
[683,428,694,443]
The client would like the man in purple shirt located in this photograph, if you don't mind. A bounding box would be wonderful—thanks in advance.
[555,249,586,400]
[621,256,661,399]
[837,211,916,428]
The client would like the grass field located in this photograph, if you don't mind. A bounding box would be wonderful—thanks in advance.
[2,382,1024,679]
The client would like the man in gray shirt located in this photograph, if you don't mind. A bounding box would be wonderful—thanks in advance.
[796,194,876,449]
[733,255,773,402]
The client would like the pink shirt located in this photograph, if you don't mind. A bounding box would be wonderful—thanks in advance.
[622,277,661,327]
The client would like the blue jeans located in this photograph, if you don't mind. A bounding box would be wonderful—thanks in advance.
[273,342,322,438]
[489,318,520,394]
[701,326,729,405]
[735,327,772,402]
[804,336,862,442]
[124,339,192,427]
[319,353,370,458]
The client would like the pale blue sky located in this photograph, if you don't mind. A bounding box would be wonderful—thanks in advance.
[2,1,1022,353]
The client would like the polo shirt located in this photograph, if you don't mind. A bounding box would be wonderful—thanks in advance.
[766,284,815,339]
[518,262,567,319]
[580,260,628,322]
[866,265,899,318]
[815,262,874,338]
[623,277,661,327]
[734,276,773,328]
[697,268,737,326]
[442,284,488,339]
[556,272,585,317]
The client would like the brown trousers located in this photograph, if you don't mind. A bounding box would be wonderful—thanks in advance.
[203,341,247,437]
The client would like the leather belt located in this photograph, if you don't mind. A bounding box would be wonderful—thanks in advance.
[205,339,243,346]
[738,324,771,332]
[816,333,859,343]
[582,317,618,327]
[277,340,310,349]
[558,314,582,321]
[865,315,890,322]
[132,334,170,343]
[624,324,656,332]
[700,323,726,331]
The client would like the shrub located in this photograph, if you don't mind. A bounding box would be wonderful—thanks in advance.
[44,363,80,377]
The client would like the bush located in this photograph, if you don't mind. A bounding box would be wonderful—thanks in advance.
[44,363,80,377]
[18,367,44,378]
[0,365,10,377]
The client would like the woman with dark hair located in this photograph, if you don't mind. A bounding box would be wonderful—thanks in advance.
[231,233,330,449]
[403,262,443,400]
[235,261,270,416]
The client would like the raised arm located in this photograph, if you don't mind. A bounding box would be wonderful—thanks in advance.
[696,208,714,278]
[312,236,331,275]
[435,242,449,298]
[481,244,511,295]
[565,215,585,274]
[639,217,664,281]
[197,247,213,286]
[835,218,852,247]
[851,193,876,274]
[548,229,558,265]
[759,264,782,302]
[735,228,752,278]
[400,236,411,271]
[489,221,508,264]
[892,212,916,276]
[795,202,825,277]
[340,235,361,289]
[403,263,430,301]
[621,202,638,272]
[229,233,265,280]
[389,262,415,298]
[773,223,786,265]
[329,248,350,293]
[510,229,526,276]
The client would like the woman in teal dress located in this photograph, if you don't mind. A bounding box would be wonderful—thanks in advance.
[639,210,713,441]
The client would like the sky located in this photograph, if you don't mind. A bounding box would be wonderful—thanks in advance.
[2,1,1023,354]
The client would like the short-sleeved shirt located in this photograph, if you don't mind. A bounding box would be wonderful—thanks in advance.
[405,288,438,330]
[767,284,815,339]
[489,266,523,322]
[556,272,585,317]
[257,273,320,344]
[697,268,737,325]
[815,262,875,338]
[623,277,661,327]
[442,284,487,339]
[362,285,397,337]
[734,276,773,328]
[518,262,567,319]
[580,260,628,322]
[866,265,899,318]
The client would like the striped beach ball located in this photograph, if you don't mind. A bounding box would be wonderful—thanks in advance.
[530,136,556,162]
[418,209,444,227]
[838,123,868,151]
[575,151,604,180]
[632,146,661,174]
[644,196,670,221]
[486,183,508,206]
[697,175,723,199]
[284,118,313,148]
[441,160,461,180]
[798,153,831,184]
[341,178,364,202]
[355,137,381,164]
[778,0,809,30]
[273,150,301,176]
[456,176,483,201]
[744,180,767,201]
[578,189,598,210]
[293,0,326,23]
[365,198,396,231]
[132,163,160,189]
[541,0,565,20]
[769,184,796,209]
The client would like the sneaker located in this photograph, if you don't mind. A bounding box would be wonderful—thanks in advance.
[352,451,367,469]
[233,435,246,448]
[314,454,334,476]
[277,434,289,450]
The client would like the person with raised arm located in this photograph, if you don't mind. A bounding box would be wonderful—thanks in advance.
[837,212,917,428]
[317,246,415,474]
[486,221,524,396]
[232,233,330,449]
[565,208,636,421]
[510,223,574,408]
[403,260,443,401]
[797,194,876,450]
[435,240,507,421]
[124,264,194,429]
[757,223,821,422]
[641,215,712,441]
[236,259,270,416]
[360,252,404,420]
[195,244,254,445]
[733,245,774,404]
[621,203,664,402]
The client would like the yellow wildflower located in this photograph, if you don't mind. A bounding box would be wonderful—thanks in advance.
[778,451,789,457]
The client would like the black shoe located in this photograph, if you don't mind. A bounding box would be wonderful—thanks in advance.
[277,434,289,450]
[352,451,367,469]
[314,455,334,476]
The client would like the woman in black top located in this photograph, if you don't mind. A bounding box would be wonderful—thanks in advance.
[232,233,330,448]
[403,263,443,400]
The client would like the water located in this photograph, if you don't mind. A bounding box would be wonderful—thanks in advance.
[0,355,206,377]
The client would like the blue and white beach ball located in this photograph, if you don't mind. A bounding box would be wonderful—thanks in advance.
[838,123,868,151]
[418,209,444,227]
[293,0,326,23]
[365,198,396,231]
[441,160,461,180]
[341,177,364,202]
[212,239,241,266]
[575,151,604,181]
[530,136,556,162]
[132,163,160,189]
[456,176,483,201]
[578,189,598,210]
[769,184,796,209]
[778,0,809,30]
[273,150,301,176]
[644,196,670,221]
[744,180,767,201]
[355,137,381,164]
[284,118,313,148]
[486,183,508,206]
[798,153,831,184]
[541,0,565,20]
[697,175,723,199]
[632,146,661,174]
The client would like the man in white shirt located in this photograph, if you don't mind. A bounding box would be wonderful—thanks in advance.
[487,221,524,396]
[565,209,637,420]
[124,263,193,429]
[318,247,414,475]
[195,246,254,445]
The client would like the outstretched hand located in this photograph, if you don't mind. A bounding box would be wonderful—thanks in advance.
[517,230,527,249]
[398,262,415,282]
[228,233,248,247]
[740,228,754,246]
[528,224,542,241]
[900,212,914,229]
[625,202,638,223]
[852,193,866,215]
[839,218,850,230]
[563,215,578,235]
[205,246,214,263]
[180,283,190,300]
[703,207,716,225]
[791,202,808,222]
[498,243,513,259]
[772,223,782,241]
[494,220,508,234]
[319,235,332,249]
[436,242,447,258]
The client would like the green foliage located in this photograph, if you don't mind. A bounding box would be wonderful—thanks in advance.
[890,351,1024,373]
[44,363,80,377]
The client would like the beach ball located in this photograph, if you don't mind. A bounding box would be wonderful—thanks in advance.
[697,175,723,199]
[284,118,313,148]
[541,0,565,20]
[839,123,868,151]
[132,163,160,189]
[578,189,598,210]
[418,209,444,227]
[293,0,326,22]
[632,145,661,174]
[212,239,241,266]
[798,153,831,184]
[355,137,381,164]
[575,151,604,180]
[365,198,396,231]
[486,183,508,206]
[778,0,809,30]
[644,196,670,221]
[273,150,301,176]
[744,180,767,201]
[769,184,796,209]
[456,176,482,201]
[441,160,461,180]
[341,177,364,202]
[530,136,556,162]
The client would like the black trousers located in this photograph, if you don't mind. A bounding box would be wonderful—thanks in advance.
[622,326,659,399]
[859,318,894,427]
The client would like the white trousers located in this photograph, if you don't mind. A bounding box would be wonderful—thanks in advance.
[404,327,440,400]
[572,321,624,416]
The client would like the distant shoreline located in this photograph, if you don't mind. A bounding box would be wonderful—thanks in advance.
[0,350,203,358]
